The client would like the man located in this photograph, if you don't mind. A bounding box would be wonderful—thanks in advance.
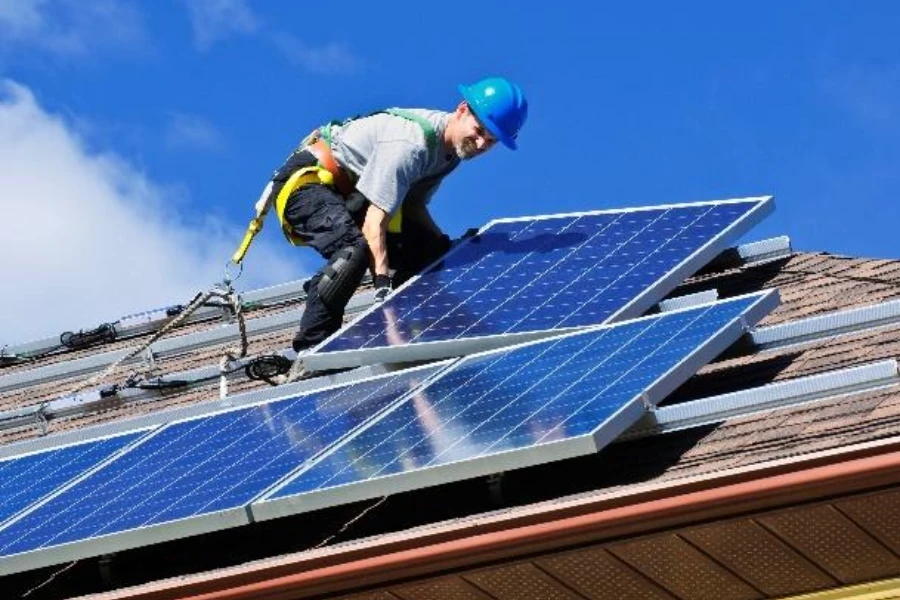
[265,77,528,353]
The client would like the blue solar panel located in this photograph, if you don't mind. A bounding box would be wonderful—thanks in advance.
[0,366,440,565]
[255,291,777,518]
[0,433,143,526]
[306,197,773,370]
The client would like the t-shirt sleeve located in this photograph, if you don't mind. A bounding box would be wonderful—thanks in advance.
[354,141,427,215]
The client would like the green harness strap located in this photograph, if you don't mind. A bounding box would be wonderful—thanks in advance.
[382,108,438,153]
[318,108,438,154]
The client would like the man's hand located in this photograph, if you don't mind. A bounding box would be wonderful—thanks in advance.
[374,274,392,303]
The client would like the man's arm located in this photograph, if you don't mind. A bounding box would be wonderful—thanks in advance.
[361,202,391,277]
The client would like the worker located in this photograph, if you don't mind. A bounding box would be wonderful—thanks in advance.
[264,77,529,353]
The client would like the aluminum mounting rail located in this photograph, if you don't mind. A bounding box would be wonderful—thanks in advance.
[624,359,900,439]
[0,291,376,395]
[751,298,900,351]
[1,278,313,361]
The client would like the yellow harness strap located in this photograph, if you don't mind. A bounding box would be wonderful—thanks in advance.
[387,210,403,234]
[274,166,334,246]
[231,181,274,264]
[230,165,336,263]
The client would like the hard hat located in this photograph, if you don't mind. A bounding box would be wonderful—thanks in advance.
[457,77,528,150]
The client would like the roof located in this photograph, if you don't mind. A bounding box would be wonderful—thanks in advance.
[4,246,900,599]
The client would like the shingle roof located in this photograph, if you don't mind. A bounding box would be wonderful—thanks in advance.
[5,246,900,599]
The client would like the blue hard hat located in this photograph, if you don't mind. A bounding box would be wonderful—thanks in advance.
[458,77,528,150]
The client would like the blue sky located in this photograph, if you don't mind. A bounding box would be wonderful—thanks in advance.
[1,1,899,343]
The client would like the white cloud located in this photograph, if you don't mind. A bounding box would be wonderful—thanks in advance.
[0,0,149,59]
[165,113,225,152]
[182,0,258,51]
[271,33,362,74]
[0,80,308,346]
[0,0,44,36]
[178,1,362,73]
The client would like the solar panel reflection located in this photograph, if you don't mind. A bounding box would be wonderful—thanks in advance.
[265,293,774,509]
[311,198,772,368]
[0,367,438,560]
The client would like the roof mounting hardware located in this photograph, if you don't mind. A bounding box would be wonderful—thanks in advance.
[203,295,236,323]
[0,276,315,369]
[657,290,719,313]
[0,353,28,368]
[0,353,305,434]
[143,348,158,376]
[751,298,900,350]
[0,388,120,434]
[0,406,44,434]
[60,323,118,350]
[625,359,900,439]
[640,391,653,410]
[35,409,48,436]
[0,363,401,457]
[117,305,184,329]
[0,290,374,396]
[700,235,793,273]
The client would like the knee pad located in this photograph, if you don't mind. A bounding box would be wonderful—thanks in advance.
[317,244,368,311]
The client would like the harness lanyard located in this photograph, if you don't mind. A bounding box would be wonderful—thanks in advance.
[231,181,275,264]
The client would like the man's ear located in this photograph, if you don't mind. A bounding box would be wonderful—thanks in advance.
[456,100,468,115]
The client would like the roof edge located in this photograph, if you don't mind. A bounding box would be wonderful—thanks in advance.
[87,436,900,600]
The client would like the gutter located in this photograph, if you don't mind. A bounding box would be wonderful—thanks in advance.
[88,436,900,600]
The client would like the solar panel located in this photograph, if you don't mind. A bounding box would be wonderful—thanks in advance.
[0,432,145,527]
[304,197,774,371]
[0,365,443,576]
[253,290,779,519]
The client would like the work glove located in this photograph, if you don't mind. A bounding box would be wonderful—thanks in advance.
[373,274,392,303]
[437,233,452,254]
[452,227,480,248]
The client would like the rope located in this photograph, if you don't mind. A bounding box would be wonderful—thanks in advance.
[218,288,250,398]
[46,288,218,414]
[286,353,308,383]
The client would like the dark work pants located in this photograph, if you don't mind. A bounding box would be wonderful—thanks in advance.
[278,152,452,351]
[283,183,368,351]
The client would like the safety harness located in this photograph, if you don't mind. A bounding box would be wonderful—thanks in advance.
[231,109,437,264]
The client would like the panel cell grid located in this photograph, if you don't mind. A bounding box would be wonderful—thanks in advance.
[0,433,143,525]
[0,366,439,559]
[268,293,772,504]
[312,198,771,368]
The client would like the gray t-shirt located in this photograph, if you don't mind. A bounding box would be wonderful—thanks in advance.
[329,109,460,215]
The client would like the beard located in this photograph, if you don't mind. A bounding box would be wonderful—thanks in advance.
[455,138,478,160]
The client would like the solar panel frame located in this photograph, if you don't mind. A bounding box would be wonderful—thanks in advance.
[0,363,451,577]
[303,196,774,371]
[252,290,779,521]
